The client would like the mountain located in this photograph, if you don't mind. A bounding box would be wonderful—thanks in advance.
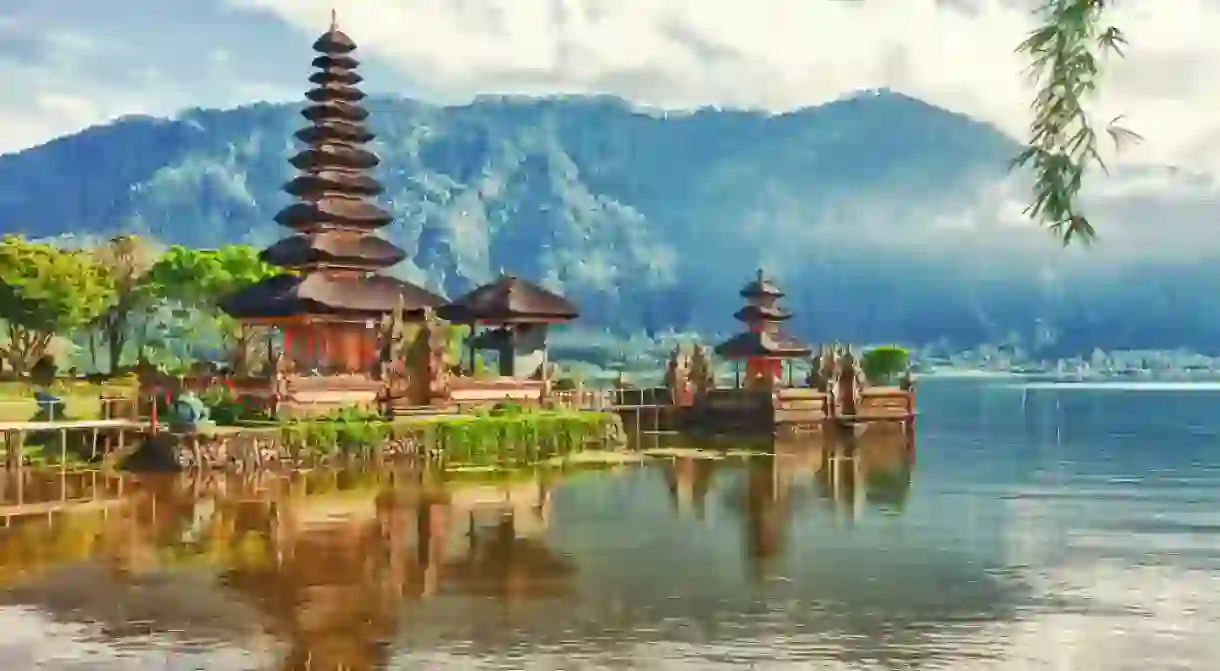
[2,91,1220,355]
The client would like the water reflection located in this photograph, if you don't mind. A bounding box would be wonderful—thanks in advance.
[0,428,1022,669]
[0,467,574,670]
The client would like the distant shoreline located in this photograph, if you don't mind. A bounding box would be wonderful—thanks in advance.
[917,370,1220,386]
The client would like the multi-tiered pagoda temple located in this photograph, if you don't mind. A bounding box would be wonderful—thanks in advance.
[714,270,810,390]
[222,13,443,377]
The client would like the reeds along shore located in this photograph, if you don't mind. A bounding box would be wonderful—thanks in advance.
[117,409,625,471]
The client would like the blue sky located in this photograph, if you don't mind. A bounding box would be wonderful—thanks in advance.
[0,0,1214,172]
[0,0,420,153]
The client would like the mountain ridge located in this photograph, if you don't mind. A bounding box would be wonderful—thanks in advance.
[1,91,1217,355]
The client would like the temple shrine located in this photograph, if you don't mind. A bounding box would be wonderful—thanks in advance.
[714,270,810,391]
[438,275,579,407]
[441,275,577,377]
[219,13,444,415]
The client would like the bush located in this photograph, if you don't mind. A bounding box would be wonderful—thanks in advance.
[199,385,272,425]
[861,346,910,385]
[490,400,525,417]
[552,376,579,390]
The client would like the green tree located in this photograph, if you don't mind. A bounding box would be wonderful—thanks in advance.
[90,235,158,374]
[0,235,116,375]
[146,245,286,369]
[147,244,283,306]
[861,346,909,385]
[1014,0,1135,244]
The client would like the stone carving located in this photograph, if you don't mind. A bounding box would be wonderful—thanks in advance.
[377,297,414,409]
[900,368,916,392]
[819,345,837,393]
[422,307,450,401]
[806,345,828,391]
[687,344,715,397]
[836,346,862,416]
[663,345,691,405]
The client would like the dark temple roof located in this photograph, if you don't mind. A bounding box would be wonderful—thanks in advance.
[714,330,810,359]
[740,269,784,298]
[439,275,578,323]
[260,232,406,268]
[274,199,393,231]
[733,304,791,323]
[220,270,444,320]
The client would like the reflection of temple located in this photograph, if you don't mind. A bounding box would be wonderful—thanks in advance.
[0,467,570,671]
[661,457,718,519]
[811,427,915,520]
[218,15,445,414]
[731,429,915,575]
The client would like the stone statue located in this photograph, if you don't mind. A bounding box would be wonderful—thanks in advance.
[837,346,860,416]
[900,368,916,392]
[663,345,691,405]
[806,345,827,391]
[818,344,836,392]
[169,390,215,433]
[422,308,450,402]
[687,344,715,396]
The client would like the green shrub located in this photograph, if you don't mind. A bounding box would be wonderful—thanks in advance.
[861,346,910,385]
[199,385,272,425]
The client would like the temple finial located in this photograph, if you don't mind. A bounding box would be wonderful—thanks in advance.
[756,267,764,282]
[330,8,338,31]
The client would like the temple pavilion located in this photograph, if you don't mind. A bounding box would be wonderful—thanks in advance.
[714,270,810,391]
[221,14,444,379]
[439,275,578,379]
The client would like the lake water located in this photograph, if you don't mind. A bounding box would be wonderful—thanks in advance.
[0,378,1218,670]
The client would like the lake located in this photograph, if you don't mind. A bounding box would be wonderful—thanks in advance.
[0,378,1217,670]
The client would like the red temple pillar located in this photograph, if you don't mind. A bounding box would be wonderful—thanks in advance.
[744,320,781,380]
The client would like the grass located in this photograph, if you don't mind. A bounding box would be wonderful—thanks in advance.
[0,396,106,422]
[0,378,137,422]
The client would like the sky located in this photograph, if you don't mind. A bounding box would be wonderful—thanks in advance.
[0,0,1215,171]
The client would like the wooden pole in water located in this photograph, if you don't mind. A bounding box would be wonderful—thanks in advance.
[60,427,68,472]
[635,391,641,436]
[654,388,660,433]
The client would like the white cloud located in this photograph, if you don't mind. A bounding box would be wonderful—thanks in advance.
[224,0,1220,172]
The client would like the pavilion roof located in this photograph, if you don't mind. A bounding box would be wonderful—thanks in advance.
[220,273,444,320]
[439,275,578,323]
[714,330,810,359]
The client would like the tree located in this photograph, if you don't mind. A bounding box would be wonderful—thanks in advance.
[1014,0,1136,244]
[91,235,158,374]
[861,346,909,385]
[0,236,116,375]
[146,245,286,369]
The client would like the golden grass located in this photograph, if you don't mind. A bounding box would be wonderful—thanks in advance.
[0,380,136,397]
[0,379,137,422]
[0,396,106,422]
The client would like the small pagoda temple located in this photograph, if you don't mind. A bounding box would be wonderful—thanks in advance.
[221,14,444,393]
[714,270,810,391]
[439,275,578,379]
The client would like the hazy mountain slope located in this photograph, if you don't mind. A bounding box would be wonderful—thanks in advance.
[1,91,1217,353]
